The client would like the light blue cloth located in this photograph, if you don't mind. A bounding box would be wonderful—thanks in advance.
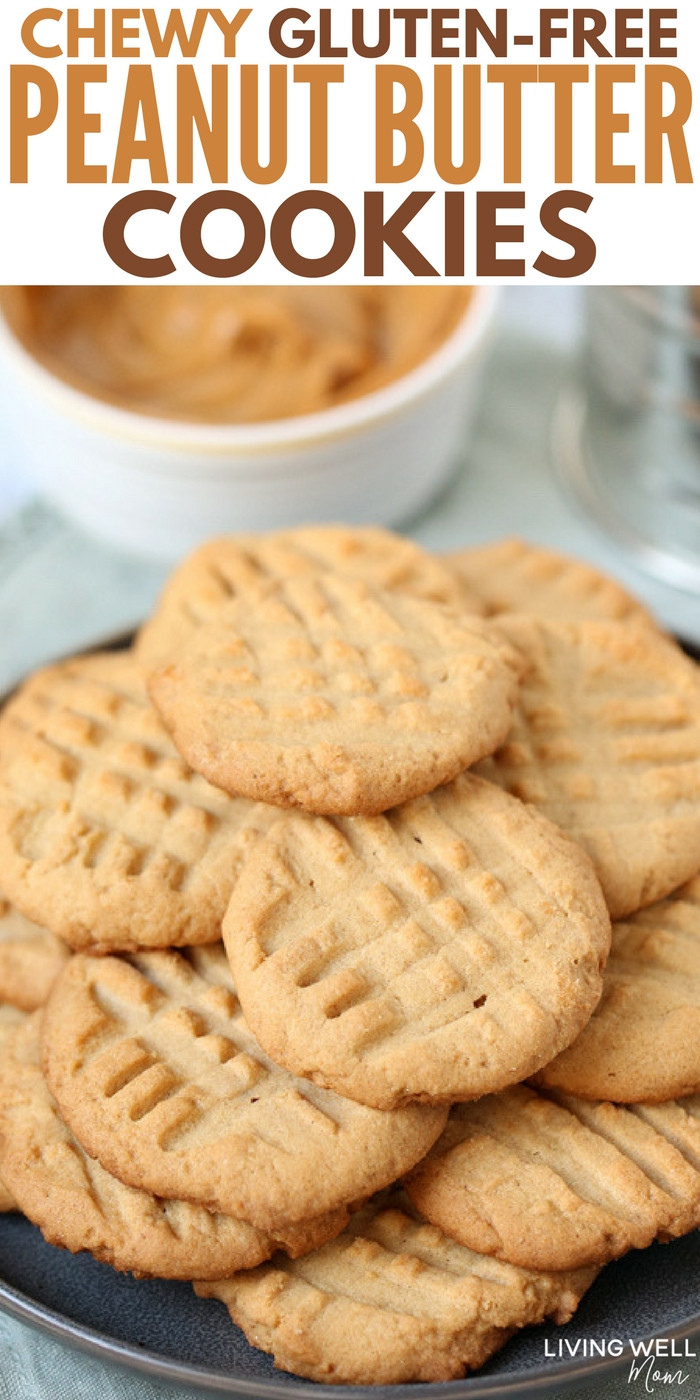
[0,1310,220,1399]
[2,1310,700,1399]
[1,331,699,1398]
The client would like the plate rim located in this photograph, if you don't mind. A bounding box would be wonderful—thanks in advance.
[2,629,700,1397]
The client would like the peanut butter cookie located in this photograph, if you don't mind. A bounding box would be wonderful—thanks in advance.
[137,525,483,666]
[223,774,610,1108]
[0,889,69,1011]
[42,946,447,1234]
[405,1085,700,1271]
[196,1193,596,1385]
[0,1003,24,1213]
[447,538,654,627]
[0,1013,345,1276]
[477,618,700,918]
[148,575,522,814]
[0,651,273,952]
[537,876,700,1102]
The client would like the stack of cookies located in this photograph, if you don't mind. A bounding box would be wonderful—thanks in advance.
[1,525,700,1385]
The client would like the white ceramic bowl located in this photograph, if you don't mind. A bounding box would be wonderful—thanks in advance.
[0,289,498,560]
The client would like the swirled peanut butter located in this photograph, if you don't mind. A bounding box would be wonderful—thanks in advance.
[2,286,472,425]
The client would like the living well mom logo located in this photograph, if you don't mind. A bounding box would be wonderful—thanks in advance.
[544,1335,697,1391]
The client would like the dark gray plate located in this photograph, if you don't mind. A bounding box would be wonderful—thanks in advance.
[2,634,700,1395]
[2,1215,700,1396]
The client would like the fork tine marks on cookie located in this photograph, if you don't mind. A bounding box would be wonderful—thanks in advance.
[222,774,610,1109]
[42,948,448,1234]
[476,618,700,918]
[195,1193,597,1385]
[0,651,276,952]
[137,526,483,669]
[0,1013,346,1278]
[405,1085,700,1272]
[146,572,522,815]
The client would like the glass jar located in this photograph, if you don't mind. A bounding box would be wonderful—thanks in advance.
[557,287,700,593]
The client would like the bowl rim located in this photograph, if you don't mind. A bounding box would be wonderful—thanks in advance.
[0,287,498,458]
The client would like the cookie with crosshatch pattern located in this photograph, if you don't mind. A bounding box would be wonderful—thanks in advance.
[195,1192,597,1385]
[42,946,447,1234]
[136,525,484,669]
[147,572,522,815]
[476,617,700,919]
[535,875,700,1103]
[0,1013,347,1278]
[0,651,275,952]
[405,1085,700,1273]
[222,773,610,1109]
[0,889,69,1011]
[446,537,655,627]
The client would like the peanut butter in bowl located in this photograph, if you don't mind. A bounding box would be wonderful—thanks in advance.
[0,282,494,558]
[1,286,473,426]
